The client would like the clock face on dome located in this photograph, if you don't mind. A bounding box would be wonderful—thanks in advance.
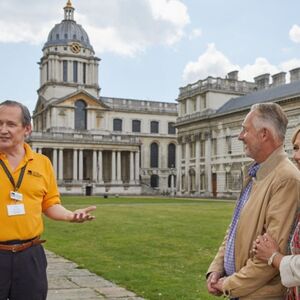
[70,43,81,53]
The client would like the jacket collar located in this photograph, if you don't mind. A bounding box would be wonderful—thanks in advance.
[244,145,287,182]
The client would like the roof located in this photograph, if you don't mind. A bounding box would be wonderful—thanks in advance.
[44,21,93,50]
[217,80,300,115]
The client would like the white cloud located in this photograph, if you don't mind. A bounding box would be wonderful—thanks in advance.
[188,28,202,40]
[181,44,300,85]
[0,0,190,56]
[238,58,279,82]
[182,43,239,84]
[289,24,300,43]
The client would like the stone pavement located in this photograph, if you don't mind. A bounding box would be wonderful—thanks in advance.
[46,249,146,300]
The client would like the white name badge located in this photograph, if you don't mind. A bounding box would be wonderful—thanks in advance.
[7,204,25,216]
[10,191,23,201]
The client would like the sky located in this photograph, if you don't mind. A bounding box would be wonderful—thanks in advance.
[1,0,300,114]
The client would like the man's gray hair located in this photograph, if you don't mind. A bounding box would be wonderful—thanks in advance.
[0,100,31,126]
[251,102,288,142]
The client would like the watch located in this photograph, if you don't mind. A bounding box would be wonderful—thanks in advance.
[268,251,279,266]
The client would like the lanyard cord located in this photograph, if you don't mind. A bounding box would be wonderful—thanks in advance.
[0,159,28,191]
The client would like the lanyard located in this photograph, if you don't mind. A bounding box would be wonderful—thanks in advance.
[0,159,28,191]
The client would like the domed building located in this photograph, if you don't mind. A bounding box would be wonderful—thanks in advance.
[29,1,178,196]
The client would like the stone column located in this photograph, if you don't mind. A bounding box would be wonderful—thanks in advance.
[135,151,140,183]
[111,151,116,183]
[185,143,190,193]
[116,151,122,183]
[130,151,134,184]
[205,133,212,195]
[58,148,63,180]
[73,149,78,181]
[98,150,103,183]
[79,149,83,181]
[52,148,58,179]
[176,143,182,192]
[93,150,97,182]
[195,139,201,193]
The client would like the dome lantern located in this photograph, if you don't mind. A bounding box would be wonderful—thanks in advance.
[64,0,74,21]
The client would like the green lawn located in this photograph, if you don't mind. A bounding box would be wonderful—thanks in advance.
[42,196,234,300]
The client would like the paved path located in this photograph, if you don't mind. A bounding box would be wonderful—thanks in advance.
[46,250,145,300]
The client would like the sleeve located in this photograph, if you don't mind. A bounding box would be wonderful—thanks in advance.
[42,156,61,211]
[222,178,300,298]
[280,255,300,287]
[206,228,229,276]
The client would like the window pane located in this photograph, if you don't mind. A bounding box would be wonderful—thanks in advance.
[75,100,87,130]
[63,60,68,82]
[73,61,78,83]
[113,119,122,131]
[168,143,176,168]
[151,121,159,133]
[132,120,141,132]
[150,143,158,167]
[168,122,176,134]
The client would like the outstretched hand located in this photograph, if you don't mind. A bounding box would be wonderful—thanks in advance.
[70,206,97,223]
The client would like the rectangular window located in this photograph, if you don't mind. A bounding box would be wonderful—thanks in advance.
[190,142,195,158]
[168,122,176,134]
[132,120,141,133]
[150,121,159,133]
[113,119,122,131]
[83,63,86,84]
[63,60,68,82]
[200,141,205,157]
[73,61,78,83]
[211,138,217,156]
[46,62,49,81]
[181,144,186,159]
[226,136,232,154]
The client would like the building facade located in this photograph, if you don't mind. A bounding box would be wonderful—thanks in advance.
[28,1,178,196]
[176,69,300,198]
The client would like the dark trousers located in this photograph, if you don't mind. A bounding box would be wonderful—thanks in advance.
[0,245,47,300]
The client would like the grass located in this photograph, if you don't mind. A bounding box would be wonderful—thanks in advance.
[42,196,234,300]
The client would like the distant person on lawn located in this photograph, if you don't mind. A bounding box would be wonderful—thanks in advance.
[0,100,96,300]
[206,103,300,299]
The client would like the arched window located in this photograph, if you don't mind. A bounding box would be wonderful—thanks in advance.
[150,175,159,188]
[75,100,87,130]
[113,118,122,131]
[150,142,158,168]
[168,143,176,168]
[168,174,177,188]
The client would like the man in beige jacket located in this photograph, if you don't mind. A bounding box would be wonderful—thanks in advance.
[206,103,300,299]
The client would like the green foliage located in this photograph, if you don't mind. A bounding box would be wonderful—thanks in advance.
[43,197,234,300]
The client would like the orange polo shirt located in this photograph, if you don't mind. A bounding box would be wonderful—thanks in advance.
[0,143,60,241]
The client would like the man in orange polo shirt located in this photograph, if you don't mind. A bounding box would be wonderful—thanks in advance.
[0,100,96,299]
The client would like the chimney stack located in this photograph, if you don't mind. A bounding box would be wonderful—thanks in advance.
[290,67,300,83]
[227,70,238,81]
[254,73,270,90]
[272,72,286,87]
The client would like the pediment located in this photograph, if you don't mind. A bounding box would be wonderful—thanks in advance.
[52,90,110,110]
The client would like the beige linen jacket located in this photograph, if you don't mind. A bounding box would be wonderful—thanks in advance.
[207,146,300,299]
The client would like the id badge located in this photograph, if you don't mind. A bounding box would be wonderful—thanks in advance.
[7,204,25,216]
[10,191,23,201]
